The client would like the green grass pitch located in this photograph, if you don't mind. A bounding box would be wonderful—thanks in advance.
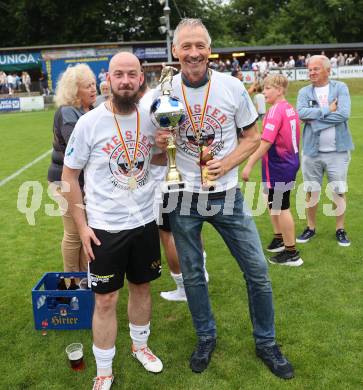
[0,79,362,389]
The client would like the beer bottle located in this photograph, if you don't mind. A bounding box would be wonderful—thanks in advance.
[57,276,67,290]
[56,276,69,304]
[68,277,80,310]
[68,277,80,290]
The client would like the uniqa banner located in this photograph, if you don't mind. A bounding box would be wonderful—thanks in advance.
[0,52,41,65]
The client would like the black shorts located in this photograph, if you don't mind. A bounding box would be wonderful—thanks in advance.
[267,189,291,210]
[89,221,161,294]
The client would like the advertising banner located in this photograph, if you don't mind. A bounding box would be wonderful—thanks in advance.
[0,52,41,66]
[0,52,41,71]
[20,96,44,111]
[133,47,167,60]
[242,65,363,84]
[296,68,309,81]
[41,49,96,60]
[0,98,20,112]
[337,65,363,78]
[96,47,131,56]
[43,56,112,91]
[241,71,255,83]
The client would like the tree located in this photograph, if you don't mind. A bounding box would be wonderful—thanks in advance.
[103,0,164,41]
[272,0,362,44]
[0,0,212,46]
[0,1,107,46]
[0,0,361,48]
[227,0,287,45]
[226,0,363,45]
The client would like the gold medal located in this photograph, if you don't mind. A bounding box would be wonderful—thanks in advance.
[181,73,211,145]
[128,175,137,191]
[181,74,213,186]
[111,102,141,190]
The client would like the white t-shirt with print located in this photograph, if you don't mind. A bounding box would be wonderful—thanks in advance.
[64,103,157,231]
[152,70,257,192]
[315,85,336,152]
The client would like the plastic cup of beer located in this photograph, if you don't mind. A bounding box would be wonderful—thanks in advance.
[65,343,85,371]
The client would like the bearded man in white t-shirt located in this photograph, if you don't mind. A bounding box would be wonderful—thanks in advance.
[62,52,165,390]
[155,18,294,380]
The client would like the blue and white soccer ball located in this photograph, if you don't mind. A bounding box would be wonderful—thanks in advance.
[150,95,185,129]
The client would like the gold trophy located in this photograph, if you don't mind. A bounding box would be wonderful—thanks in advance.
[150,66,185,191]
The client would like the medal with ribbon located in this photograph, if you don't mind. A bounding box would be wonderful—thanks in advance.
[111,102,140,191]
[181,72,215,188]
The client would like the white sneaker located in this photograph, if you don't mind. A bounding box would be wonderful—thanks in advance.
[160,288,187,302]
[92,375,114,390]
[131,345,163,373]
[203,251,209,283]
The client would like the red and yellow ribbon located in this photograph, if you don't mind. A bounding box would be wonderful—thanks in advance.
[111,101,140,173]
[181,75,212,145]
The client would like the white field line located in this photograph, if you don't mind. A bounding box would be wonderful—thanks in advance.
[0,149,52,188]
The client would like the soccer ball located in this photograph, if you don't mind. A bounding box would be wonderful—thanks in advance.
[150,95,185,129]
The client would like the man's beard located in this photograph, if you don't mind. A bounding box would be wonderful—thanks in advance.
[111,86,140,114]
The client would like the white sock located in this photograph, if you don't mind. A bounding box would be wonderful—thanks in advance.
[129,322,150,349]
[170,272,184,291]
[92,344,115,377]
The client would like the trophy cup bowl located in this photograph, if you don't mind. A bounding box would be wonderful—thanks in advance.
[150,94,186,191]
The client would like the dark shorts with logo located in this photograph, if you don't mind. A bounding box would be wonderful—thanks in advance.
[267,189,291,210]
[89,221,161,294]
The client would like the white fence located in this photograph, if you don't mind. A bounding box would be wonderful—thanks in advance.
[242,65,363,83]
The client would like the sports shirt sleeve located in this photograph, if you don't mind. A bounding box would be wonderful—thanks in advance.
[235,82,258,129]
[261,105,282,144]
[63,118,91,170]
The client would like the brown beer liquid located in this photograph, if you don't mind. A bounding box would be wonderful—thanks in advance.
[68,277,80,290]
[57,276,70,304]
[69,351,85,371]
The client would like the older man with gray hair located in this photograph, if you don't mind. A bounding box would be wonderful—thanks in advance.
[296,55,354,246]
[95,80,111,107]
[155,17,294,380]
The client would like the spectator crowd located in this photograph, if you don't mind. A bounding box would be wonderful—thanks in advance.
[1,51,361,96]
[209,51,363,78]
[0,71,32,95]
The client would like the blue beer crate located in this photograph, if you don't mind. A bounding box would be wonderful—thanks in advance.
[32,272,94,331]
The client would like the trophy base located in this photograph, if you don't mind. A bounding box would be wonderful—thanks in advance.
[161,181,185,193]
[166,169,183,183]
